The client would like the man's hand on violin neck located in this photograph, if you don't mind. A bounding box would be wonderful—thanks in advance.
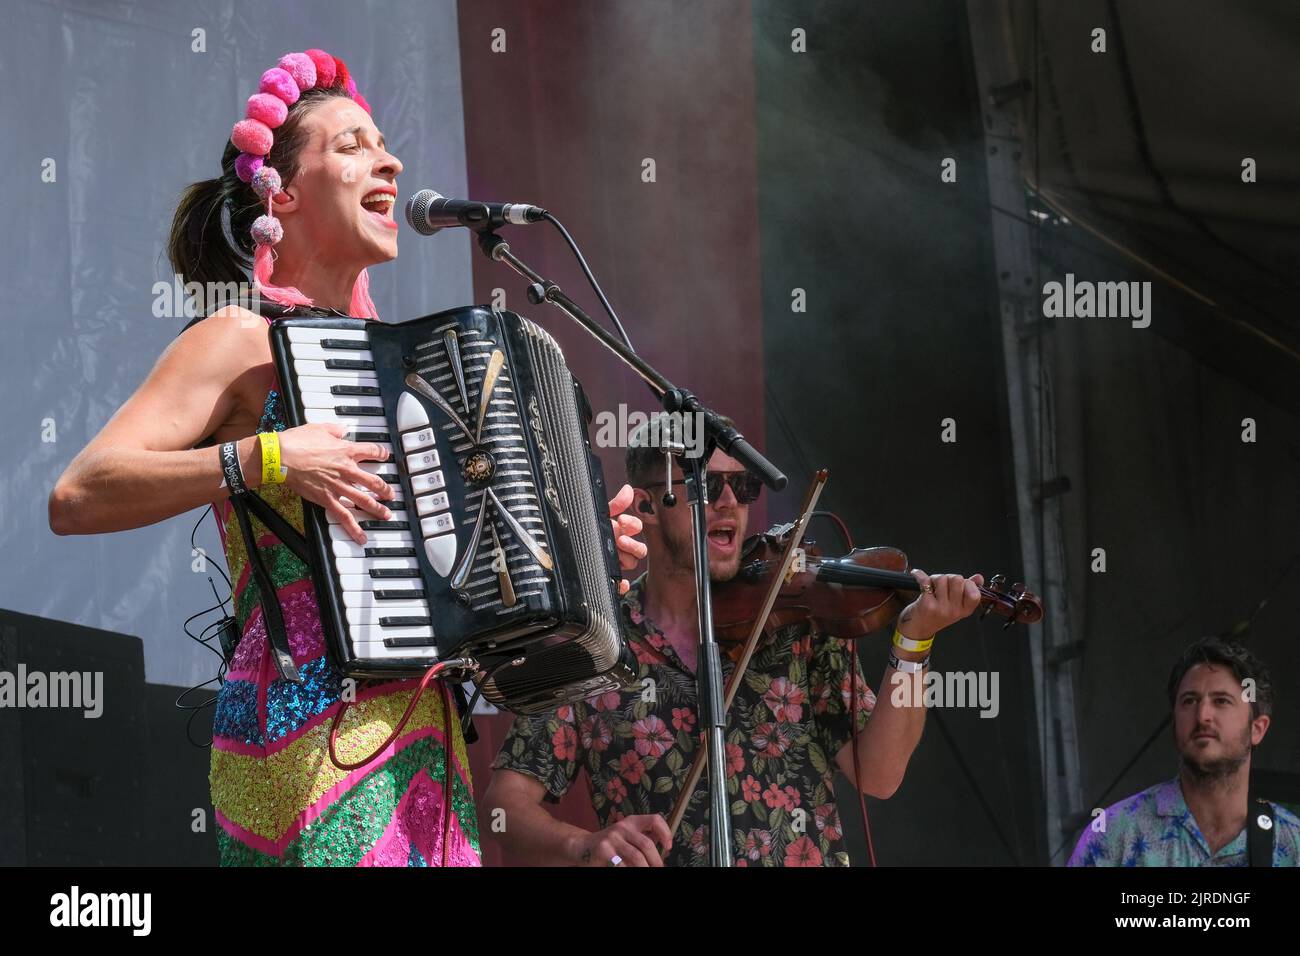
[897,570,985,641]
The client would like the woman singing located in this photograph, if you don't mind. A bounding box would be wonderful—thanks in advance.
[47,49,645,867]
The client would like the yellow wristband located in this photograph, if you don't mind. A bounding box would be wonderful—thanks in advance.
[258,431,285,485]
[892,629,933,654]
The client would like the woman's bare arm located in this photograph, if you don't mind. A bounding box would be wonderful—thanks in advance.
[49,309,264,534]
[48,307,394,542]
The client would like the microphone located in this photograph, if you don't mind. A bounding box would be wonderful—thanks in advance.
[404,189,547,236]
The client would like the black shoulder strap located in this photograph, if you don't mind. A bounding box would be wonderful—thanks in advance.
[178,296,327,337]
[241,490,311,565]
[1247,793,1276,867]
[229,491,303,683]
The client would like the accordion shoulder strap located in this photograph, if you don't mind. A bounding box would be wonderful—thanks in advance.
[239,489,311,565]
[229,490,303,683]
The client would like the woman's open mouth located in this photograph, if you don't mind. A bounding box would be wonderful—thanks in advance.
[362,189,398,230]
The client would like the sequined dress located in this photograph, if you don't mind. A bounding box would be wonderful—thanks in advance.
[209,369,481,866]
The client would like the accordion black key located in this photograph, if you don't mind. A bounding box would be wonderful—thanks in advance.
[269,304,637,713]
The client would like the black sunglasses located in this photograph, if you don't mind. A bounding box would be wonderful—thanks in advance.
[642,471,763,504]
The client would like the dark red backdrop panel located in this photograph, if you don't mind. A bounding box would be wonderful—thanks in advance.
[456,0,765,865]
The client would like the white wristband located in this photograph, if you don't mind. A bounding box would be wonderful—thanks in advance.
[888,652,929,673]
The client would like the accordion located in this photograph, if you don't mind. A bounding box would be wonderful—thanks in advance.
[269,304,637,713]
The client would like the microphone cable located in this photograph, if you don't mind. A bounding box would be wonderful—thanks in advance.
[542,212,635,352]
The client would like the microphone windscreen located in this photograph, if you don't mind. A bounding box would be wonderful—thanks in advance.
[405,189,442,235]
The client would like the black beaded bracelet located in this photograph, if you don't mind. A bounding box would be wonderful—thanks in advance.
[220,440,247,496]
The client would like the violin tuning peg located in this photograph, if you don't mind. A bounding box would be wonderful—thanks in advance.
[988,574,1008,592]
[1002,616,1016,631]
[979,604,994,621]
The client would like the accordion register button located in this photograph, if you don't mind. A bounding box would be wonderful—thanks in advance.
[410,470,446,494]
[405,449,441,474]
[425,534,458,577]
[421,513,456,537]
[396,391,430,431]
[401,427,437,453]
[415,492,450,516]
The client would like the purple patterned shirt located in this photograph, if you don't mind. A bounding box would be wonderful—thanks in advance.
[1068,777,1300,867]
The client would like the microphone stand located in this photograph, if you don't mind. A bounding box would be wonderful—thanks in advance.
[475,229,787,867]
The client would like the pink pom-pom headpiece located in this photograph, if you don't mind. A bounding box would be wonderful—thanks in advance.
[231,50,376,316]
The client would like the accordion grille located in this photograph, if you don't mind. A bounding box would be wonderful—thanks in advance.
[480,317,623,708]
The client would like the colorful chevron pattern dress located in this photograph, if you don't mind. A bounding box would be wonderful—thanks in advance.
[208,387,482,866]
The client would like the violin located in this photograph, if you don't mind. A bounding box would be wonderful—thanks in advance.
[665,479,1044,841]
[710,520,1044,656]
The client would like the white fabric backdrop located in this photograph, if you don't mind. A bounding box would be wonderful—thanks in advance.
[1,0,474,686]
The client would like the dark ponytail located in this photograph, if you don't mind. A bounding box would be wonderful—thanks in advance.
[166,144,256,292]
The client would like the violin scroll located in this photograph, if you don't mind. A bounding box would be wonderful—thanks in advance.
[978,573,1044,628]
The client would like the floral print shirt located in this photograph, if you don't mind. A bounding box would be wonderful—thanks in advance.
[1068,777,1300,867]
[491,575,875,866]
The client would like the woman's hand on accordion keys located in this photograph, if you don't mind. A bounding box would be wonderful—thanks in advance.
[278,423,397,545]
[608,484,647,596]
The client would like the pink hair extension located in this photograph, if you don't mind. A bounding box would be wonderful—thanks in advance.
[252,244,314,308]
[349,267,379,319]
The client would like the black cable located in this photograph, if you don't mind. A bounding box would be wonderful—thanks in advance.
[175,611,229,749]
[928,707,1023,865]
[764,381,817,482]
[191,503,232,592]
[175,504,237,748]
[543,212,635,351]
[1104,0,1297,292]
[180,592,231,668]
[460,657,516,737]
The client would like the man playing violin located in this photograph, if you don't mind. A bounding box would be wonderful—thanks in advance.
[483,418,985,866]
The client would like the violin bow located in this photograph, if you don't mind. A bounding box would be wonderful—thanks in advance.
[665,469,829,839]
